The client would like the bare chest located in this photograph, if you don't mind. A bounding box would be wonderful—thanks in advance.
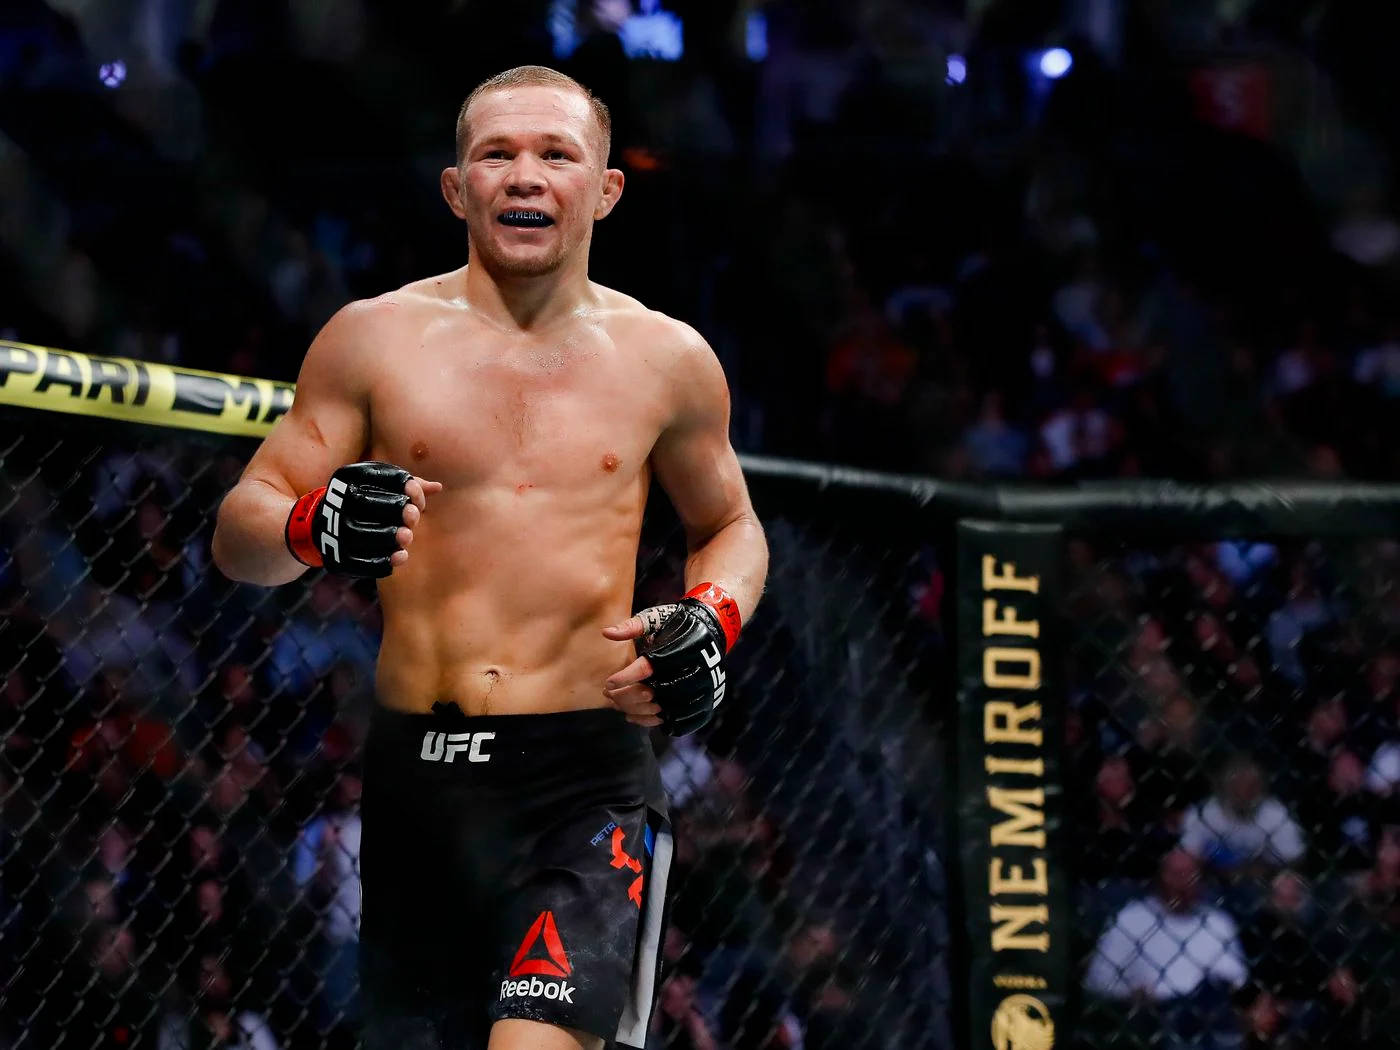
[366,323,670,490]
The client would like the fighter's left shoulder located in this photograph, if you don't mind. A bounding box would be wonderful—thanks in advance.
[593,290,728,414]
[640,311,728,424]
[593,289,722,366]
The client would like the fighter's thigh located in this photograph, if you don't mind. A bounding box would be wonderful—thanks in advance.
[488,808,661,1040]
[488,1018,603,1050]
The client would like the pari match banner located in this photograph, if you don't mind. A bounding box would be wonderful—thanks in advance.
[0,340,292,438]
[956,521,1069,1050]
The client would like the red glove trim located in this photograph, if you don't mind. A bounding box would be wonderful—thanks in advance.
[285,486,326,567]
[684,582,742,651]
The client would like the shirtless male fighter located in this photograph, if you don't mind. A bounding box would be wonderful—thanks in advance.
[211,65,767,1050]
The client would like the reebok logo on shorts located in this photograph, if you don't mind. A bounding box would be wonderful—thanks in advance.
[501,911,577,1004]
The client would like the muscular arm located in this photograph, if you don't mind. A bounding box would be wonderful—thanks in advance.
[649,330,767,623]
[212,303,381,586]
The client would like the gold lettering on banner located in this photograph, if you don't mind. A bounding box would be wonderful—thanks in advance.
[990,858,1048,895]
[976,537,1054,992]
[992,975,1048,990]
[982,556,1039,593]
[985,648,1041,690]
[985,702,1043,745]
[990,993,1055,1049]
[990,905,1050,952]
[983,599,1040,638]
[986,756,1044,776]
[988,788,1046,847]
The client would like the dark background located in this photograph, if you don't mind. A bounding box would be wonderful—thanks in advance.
[3,0,1399,482]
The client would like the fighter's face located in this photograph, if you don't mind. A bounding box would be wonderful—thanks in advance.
[451,85,618,278]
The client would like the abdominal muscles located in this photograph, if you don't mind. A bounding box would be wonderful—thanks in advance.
[372,481,645,715]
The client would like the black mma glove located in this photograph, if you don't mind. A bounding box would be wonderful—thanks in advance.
[285,461,412,578]
[636,583,742,737]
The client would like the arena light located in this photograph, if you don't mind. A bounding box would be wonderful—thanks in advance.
[98,60,127,88]
[746,11,768,62]
[1037,48,1073,79]
[946,54,967,85]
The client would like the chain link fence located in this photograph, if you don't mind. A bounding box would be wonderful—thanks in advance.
[1065,537,1400,1050]
[8,386,1400,1050]
[0,414,953,1050]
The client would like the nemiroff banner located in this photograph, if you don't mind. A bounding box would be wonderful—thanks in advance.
[956,521,1068,1050]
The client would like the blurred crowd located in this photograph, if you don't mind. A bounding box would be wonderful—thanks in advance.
[1067,537,1400,1049]
[4,0,1400,482]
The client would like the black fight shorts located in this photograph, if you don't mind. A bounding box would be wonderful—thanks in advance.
[359,703,672,1050]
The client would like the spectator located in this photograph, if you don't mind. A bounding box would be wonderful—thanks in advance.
[1367,740,1400,796]
[1297,750,1387,873]
[1037,385,1122,478]
[1236,985,1298,1050]
[719,968,804,1050]
[158,953,280,1050]
[1180,756,1306,875]
[1351,319,1400,397]
[1280,697,1348,802]
[658,735,717,810]
[1339,826,1400,1038]
[781,919,861,1050]
[1085,849,1247,1049]
[1353,646,1400,753]
[1131,694,1212,822]
[68,925,159,1050]
[1238,870,1368,1044]
[652,958,719,1050]
[1240,871,1335,1005]
[292,767,363,1027]
[1080,755,1175,882]
[1265,557,1336,687]
[960,391,1029,478]
[266,576,379,702]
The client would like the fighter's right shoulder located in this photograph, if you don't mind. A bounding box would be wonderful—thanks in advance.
[313,293,411,349]
[298,292,414,392]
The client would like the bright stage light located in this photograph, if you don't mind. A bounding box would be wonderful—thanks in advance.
[1038,48,1073,79]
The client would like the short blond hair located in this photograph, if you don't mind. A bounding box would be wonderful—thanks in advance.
[455,65,611,164]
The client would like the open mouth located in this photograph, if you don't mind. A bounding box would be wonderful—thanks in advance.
[498,210,554,228]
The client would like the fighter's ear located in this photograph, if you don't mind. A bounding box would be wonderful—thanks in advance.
[595,167,624,221]
[441,166,468,221]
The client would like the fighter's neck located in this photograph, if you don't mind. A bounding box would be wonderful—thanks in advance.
[462,257,597,332]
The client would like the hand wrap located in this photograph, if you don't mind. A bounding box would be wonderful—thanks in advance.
[635,583,742,736]
[285,461,412,578]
